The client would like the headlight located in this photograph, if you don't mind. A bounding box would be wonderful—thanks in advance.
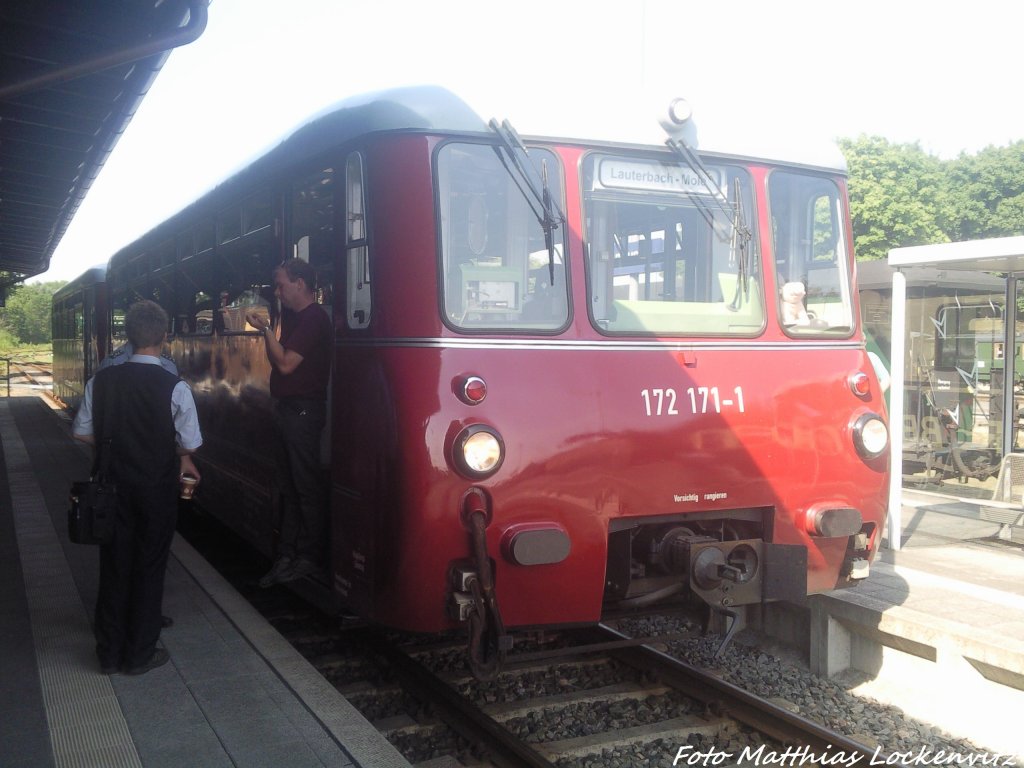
[852,413,888,460]
[454,425,505,479]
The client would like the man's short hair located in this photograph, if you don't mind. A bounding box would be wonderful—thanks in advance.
[126,300,169,349]
[276,258,317,292]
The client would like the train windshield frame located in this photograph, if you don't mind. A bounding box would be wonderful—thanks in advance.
[436,142,570,332]
[582,152,763,337]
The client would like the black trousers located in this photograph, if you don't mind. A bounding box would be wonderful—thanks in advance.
[94,481,178,669]
[276,398,327,564]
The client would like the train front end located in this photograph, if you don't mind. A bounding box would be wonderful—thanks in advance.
[334,100,889,677]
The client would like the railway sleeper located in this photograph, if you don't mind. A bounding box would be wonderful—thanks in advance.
[535,714,727,761]
[483,682,672,722]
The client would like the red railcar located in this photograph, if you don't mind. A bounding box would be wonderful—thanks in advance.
[55,87,888,676]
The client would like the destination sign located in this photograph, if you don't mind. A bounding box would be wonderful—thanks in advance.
[597,158,722,195]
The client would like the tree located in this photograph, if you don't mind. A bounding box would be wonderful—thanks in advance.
[838,135,949,261]
[0,281,66,345]
[942,141,1024,241]
[840,137,1024,261]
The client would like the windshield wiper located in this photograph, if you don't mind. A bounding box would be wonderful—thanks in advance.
[489,119,566,285]
[663,137,753,311]
[727,177,751,311]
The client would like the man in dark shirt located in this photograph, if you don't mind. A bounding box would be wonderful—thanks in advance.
[73,300,202,674]
[246,258,332,586]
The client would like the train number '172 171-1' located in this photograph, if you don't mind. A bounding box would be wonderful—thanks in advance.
[641,387,745,416]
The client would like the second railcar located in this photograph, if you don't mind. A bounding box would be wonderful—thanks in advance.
[51,266,109,410]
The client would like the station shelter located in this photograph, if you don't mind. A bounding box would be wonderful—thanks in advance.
[879,236,1024,549]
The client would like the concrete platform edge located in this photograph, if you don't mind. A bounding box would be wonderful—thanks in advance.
[170,536,411,768]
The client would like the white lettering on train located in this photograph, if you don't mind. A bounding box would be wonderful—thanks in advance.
[641,387,745,416]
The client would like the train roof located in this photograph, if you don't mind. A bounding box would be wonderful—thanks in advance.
[206,85,489,192]
[515,116,847,174]
[52,265,107,301]
[112,86,847,262]
[111,86,489,264]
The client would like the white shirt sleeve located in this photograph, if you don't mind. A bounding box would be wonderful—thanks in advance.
[171,381,203,452]
[72,377,96,438]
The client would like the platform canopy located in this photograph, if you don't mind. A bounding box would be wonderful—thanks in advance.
[0,0,208,295]
[889,236,1024,273]
[885,236,1024,549]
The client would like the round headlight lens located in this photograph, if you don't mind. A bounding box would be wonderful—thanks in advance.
[853,413,888,459]
[455,426,505,478]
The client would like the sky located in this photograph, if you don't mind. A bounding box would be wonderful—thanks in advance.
[39,0,1024,283]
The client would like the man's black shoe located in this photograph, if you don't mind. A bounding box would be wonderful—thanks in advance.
[161,615,173,628]
[258,556,293,588]
[123,648,170,676]
[99,662,120,675]
[277,557,320,584]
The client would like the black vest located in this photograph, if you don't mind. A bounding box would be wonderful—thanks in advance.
[93,362,180,488]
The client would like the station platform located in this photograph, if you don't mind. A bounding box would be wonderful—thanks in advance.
[812,489,1024,678]
[0,396,411,768]
[807,488,1024,757]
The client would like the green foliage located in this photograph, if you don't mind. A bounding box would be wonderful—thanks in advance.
[839,136,949,261]
[0,281,66,346]
[840,137,1024,261]
[943,142,1024,241]
[0,326,16,352]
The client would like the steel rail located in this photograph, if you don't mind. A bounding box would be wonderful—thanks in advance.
[366,630,557,768]
[591,623,908,764]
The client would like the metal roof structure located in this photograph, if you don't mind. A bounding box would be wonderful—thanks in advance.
[0,0,208,296]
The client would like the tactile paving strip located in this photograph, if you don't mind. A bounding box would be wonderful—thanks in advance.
[0,402,141,767]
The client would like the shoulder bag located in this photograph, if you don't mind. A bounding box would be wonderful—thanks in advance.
[68,438,116,545]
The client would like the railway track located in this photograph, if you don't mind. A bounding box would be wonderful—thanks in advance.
[247,598,889,766]
[4,359,52,392]
[178,510,903,768]
[353,625,886,767]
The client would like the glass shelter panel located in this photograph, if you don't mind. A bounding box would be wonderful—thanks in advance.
[861,268,1013,497]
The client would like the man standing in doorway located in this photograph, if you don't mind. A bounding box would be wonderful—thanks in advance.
[247,258,332,587]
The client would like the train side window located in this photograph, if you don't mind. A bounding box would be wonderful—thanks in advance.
[243,190,274,235]
[179,291,214,336]
[152,271,176,325]
[154,238,175,269]
[291,166,335,268]
[178,228,194,261]
[178,253,218,336]
[111,308,126,341]
[218,205,241,244]
[195,219,215,255]
[345,152,370,329]
[218,286,272,333]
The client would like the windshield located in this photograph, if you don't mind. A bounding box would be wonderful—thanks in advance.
[583,153,762,336]
[769,171,854,335]
[437,142,569,331]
